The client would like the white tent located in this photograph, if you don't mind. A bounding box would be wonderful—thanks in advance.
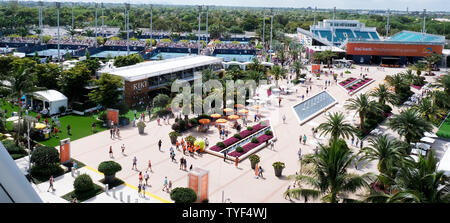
[437,149,450,177]
[30,90,68,116]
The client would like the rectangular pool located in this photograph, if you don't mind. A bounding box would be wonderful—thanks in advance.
[27,49,74,57]
[150,52,189,60]
[91,50,139,58]
[292,91,338,125]
[215,54,255,62]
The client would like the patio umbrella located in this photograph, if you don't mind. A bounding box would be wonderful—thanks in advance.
[34,123,47,129]
[238,109,249,114]
[216,119,228,124]
[234,104,244,108]
[211,113,222,118]
[223,108,234,114]
[198,119,210,125]
[252,105,261,110]
[228,115,239,120]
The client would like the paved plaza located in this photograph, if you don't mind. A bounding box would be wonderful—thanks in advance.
[21,65,449,203]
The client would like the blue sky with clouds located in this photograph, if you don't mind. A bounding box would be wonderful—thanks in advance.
[37,0,449,11]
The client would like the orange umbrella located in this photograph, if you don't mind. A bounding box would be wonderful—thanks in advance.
[198,119,210,125]
[216,119,228,124]
[238,109,249,114]
[252,105,261,110]
[223,108,233,113]
[234,104,244,108]
[228,115,239,120]
[211,113,222,118]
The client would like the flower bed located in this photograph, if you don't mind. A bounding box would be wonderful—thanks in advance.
[209,123,266,152]
[411,84,423,90]
[228,133,273,157]
[346,78,373,93]
[339,77,356,86]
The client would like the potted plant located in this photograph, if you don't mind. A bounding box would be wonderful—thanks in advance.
[272,161,285,177]
[249,154,260,170]
[98,161,122,184]
[136,121,146,134]
[169,131,180,144]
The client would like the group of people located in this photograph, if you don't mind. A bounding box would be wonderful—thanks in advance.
[105,39,146,47]
[1,36,40,44]
[109,125,121,139]
[156,41,197,49]
[175,137,205,157]
[48,36,96,47]
[213,43,254,50]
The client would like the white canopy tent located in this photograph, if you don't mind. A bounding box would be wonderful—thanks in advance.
[437,149,450,177]
[420,137,436,144]
[28,90,68,116]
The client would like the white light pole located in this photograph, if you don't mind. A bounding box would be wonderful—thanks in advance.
[386,9,390,38]
[56,2,61,63]
[262,9,265,51]
[269,8,273,52]
[150,4,153,49]
[125,3,130,55]
[206,6,209,44]
[198,5,202,55]
[95,3,98,47]
[72,2,74,30]
[101,3,104,37]
[39,1,43,44]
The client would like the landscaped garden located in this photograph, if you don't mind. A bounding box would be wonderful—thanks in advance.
[437,115,450,139]
[343,77,374,94]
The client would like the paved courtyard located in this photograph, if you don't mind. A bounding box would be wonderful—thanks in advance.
[25,65,449,203]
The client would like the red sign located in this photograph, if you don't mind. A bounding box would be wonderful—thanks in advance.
[59,138,70,163]
[347,42,443,57]
[107,109,119,125]
[312,64,321,74]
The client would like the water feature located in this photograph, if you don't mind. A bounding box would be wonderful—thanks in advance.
[215,54,255,62]
[293,91,336,123]
[150,52,189,60]
[91,50,139,58]
[221,127,272,154]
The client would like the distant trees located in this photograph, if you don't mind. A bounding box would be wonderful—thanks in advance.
[113,54,144,67]
[88,73,123,109]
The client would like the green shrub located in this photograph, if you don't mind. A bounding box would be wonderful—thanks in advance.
[170,187,197,203]
[185,135,196,145]
[249,154,260,163]
[30,164,64,181]
[216,142,225,148]
[98,112,107,121]
[251,138,259,143]
[272,161,285,169]
[2,140,27,155]
[136,121,146,128]
[189,118,198,125]
[98,161,122,176]
[247,126,253,131]
[236,147,244,153]
[74,174,94,193]
[30,145,60,167]
[265,130,273,135]
[233,133,242,139]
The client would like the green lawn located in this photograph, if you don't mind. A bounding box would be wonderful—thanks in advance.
[1,99,107,147]
[437,116,450,139]
[37,115,107,147]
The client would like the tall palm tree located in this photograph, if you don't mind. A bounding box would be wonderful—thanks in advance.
[285,139,373,203]
[365,150,450,203]
[369,84,397,106]
[270,65,286,87]
[317,112,356,142]
[345,93,381,131]
[292,61,305,80]
[357,135,405,176]
[1,65,37,144]
[385,73,408,93]
[430,90,450,109]
[413,97,446,123]
[424,53,443,76]
[321,50,337,68]
[437,74,450,95]
[387,109,433,146]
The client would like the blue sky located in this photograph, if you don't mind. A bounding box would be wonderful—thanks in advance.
[37,0,450,11]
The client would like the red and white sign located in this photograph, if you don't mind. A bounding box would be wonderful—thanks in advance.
[59,138,70,164]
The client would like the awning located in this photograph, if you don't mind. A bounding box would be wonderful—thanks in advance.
[424,132,438,138]
[420,137,435,144]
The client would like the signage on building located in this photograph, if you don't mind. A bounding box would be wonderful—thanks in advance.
[347,42,443,57]
[133,80,148,91]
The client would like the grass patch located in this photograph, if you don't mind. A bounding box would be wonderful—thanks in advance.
[99,178,125,189]
[437,115,450,139]
[36,115,107,147]
[61,184,104,202]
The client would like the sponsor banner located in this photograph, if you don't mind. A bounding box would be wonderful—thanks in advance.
[347,42,443,57]
[59,138,70,164]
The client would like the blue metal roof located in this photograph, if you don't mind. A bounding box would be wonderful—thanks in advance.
[389,31,445,43]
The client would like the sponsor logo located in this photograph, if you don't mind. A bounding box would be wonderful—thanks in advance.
[423,47,433,53]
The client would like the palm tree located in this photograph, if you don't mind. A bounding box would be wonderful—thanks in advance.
[424,53,443,76]
[290,50,298,62]
[365,150,450,203]
[431,90,450,109]
[413,97,446,123]
[357,135,405,176]
[385,73,407,92]
[321,50,337,68]
[1,65,37,144]
[387,109,433,146]
[292,61,305,80]
[245,70,266,83]
[285,139,373,203]
[437,74,450,95]
[345,93,381,131]
[369,84,397,106]
[270,65,286,87]
[317,112,356,142]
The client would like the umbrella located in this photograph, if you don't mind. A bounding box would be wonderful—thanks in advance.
[223,108,233,113]
[198,119,210,125]
[238,109,249,114]
[246,99,255,103]
[252,105,261,110]
[216,119,228,124]
[234,104,244,108]
[34,123,47,129]
[211,113,222,118]
[228,115,239,120]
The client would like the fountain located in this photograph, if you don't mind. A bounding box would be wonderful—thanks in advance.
[293,91,337,125]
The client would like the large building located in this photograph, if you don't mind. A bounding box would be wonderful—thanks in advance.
[346,31,445,66]
[106,55,223,107]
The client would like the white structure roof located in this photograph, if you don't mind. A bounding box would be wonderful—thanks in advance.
[438,147,450,177]
[33,90,67,102]
[107,55,223,82]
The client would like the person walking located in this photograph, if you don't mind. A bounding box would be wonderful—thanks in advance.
[116,128,120,138]
[92,122,96,132]
[142,183,146,198]
[138,172,143,184]
[158,139,162,151]
[168,180,172,193]
[284,185,292,200]
[109,146,113,158]
[303,134,307,145]
[67,124,71,136]
[282,114,286,123]
[47,175,55,192]
[223,150,228,162]
[179,157,184,170]
[134,109,137,119]
[278,97,281,107]
[147,160,152,172]
[162,176,168,192]
[254,163,259,179]
[132,156,137,170]
[121,144,125,155]
[144,171,149,186]
[110,128,113,139]
[138,183,142,197]
[235,156,239,168]
[298,147,302,160]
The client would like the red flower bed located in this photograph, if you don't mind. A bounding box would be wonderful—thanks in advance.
[210,145,223,152]
[228,134,274,157]
[223,137,240,147]
[339,78,356,86]
[209,123,267,153]
[346,78,373,93]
